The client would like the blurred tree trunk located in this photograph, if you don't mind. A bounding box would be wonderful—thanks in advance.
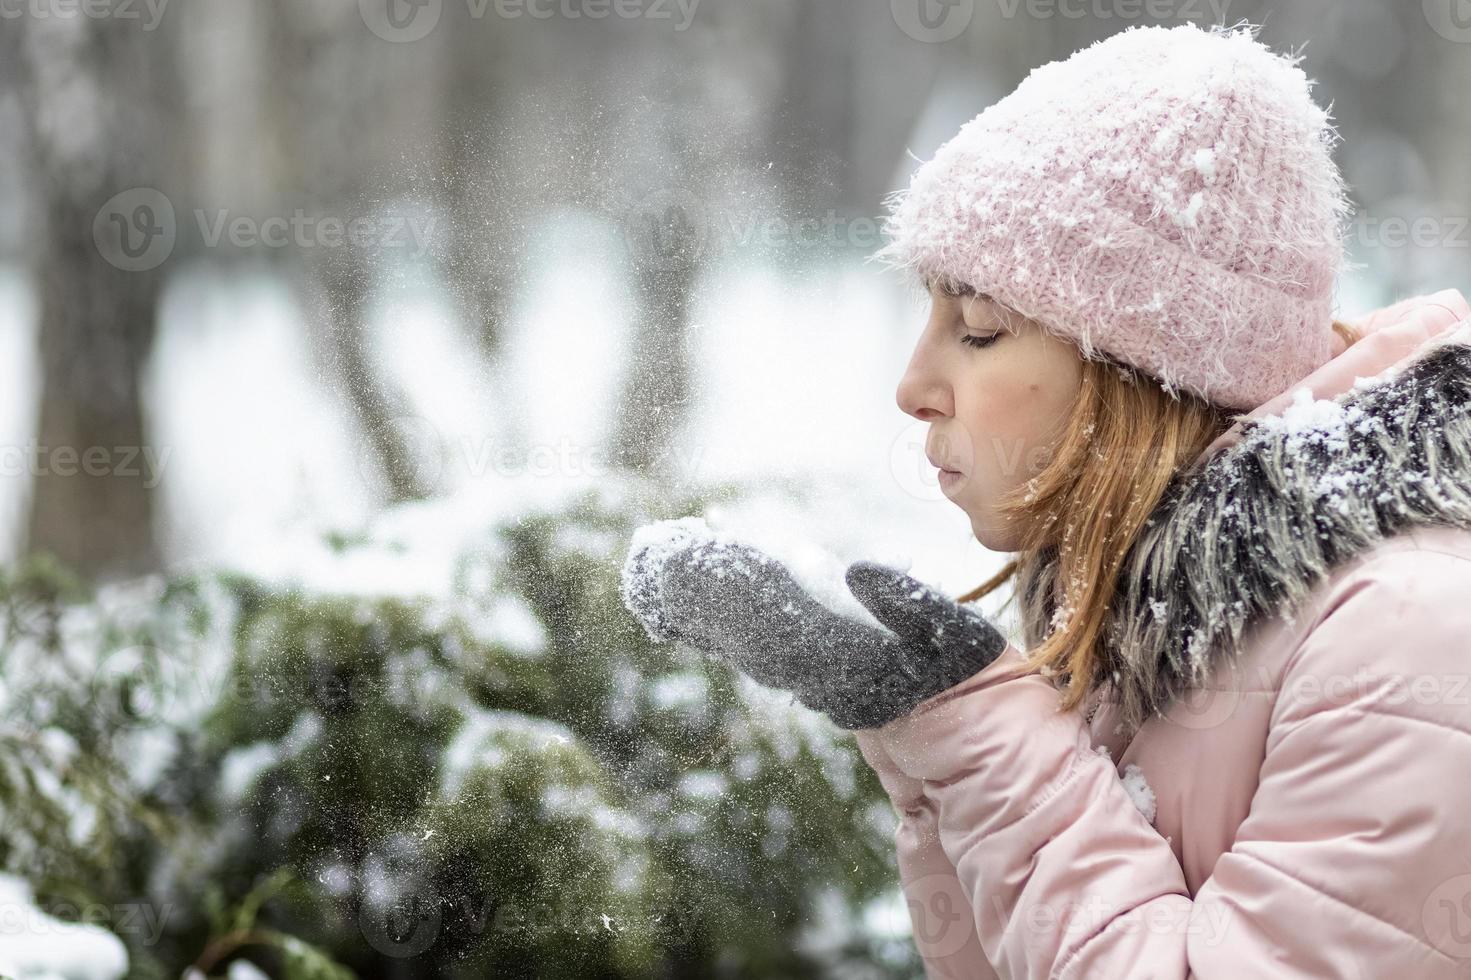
[297,245,435,502]
[613,260,697,475]
[439,14,519,362]
[16,11,178,581]
[607,62,706,477]
[770,0,859,211]
[264,0,441,503]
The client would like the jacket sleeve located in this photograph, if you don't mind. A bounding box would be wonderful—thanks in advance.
[854,729,997,979]
[860,547,1471,979]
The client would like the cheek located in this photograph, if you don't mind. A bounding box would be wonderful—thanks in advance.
[957,374,1074,481]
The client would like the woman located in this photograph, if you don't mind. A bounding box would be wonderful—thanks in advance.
[622,21,1471,978]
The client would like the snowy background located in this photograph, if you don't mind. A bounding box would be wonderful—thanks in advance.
[0,0,1469,977]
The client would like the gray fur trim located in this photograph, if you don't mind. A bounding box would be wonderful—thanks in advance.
[1102,332,1471,736]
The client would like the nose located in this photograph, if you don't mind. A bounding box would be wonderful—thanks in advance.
[896,336,952,421]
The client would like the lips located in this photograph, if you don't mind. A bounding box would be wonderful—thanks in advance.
[926,449,964,475]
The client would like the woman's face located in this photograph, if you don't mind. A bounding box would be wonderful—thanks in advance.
[897,284,1084,552]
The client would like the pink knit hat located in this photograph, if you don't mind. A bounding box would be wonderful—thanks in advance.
[874,22,1354,411]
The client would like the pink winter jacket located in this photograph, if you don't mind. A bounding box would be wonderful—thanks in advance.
[856,290,1471,979]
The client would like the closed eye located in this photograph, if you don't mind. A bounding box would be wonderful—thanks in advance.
[961,333,1000,350]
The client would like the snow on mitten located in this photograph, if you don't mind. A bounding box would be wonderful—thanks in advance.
[620,517,1007,729]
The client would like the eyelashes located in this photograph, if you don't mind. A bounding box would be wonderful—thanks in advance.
[961,333,1000,350]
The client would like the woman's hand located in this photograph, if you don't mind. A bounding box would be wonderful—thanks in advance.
[620,517,1008,729]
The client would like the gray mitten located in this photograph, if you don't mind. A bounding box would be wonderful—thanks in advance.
[620,517,1007,729]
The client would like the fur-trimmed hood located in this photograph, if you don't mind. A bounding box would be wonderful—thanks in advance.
[1101,296,1471,736]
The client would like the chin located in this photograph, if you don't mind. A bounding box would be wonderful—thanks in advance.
[970,515,1021,554]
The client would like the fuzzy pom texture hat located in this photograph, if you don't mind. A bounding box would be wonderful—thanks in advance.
[875,22,1354,411]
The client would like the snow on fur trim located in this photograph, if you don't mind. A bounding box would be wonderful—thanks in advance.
[1102,324,1471,735]
[872,22,1354,411]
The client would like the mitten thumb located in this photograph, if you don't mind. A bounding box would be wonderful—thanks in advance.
[844,561,1006,666]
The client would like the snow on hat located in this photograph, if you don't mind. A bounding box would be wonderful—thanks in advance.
[874,21,1354,411]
